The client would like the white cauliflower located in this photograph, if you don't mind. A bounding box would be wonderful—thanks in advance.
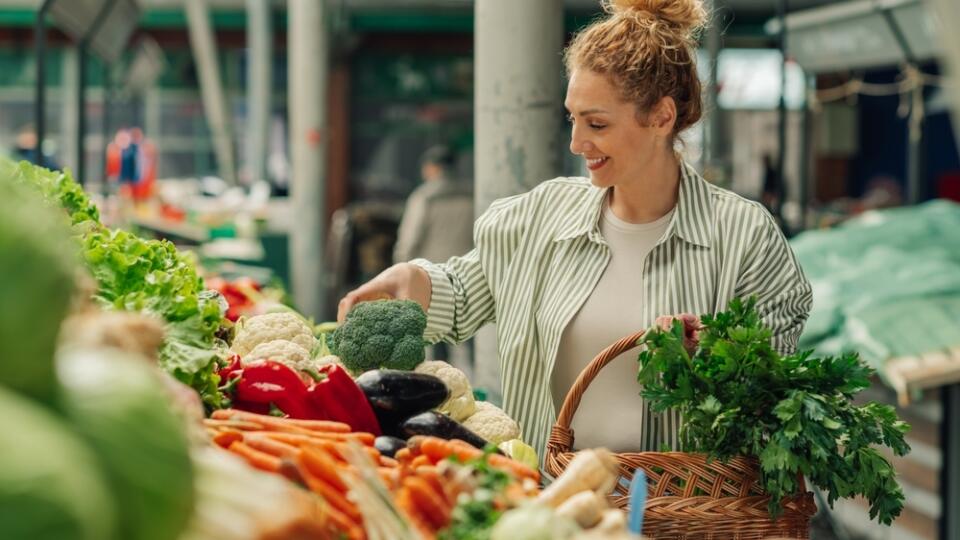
[462,400,520,445]
[243,339,314,372]
[230,312,317,357]
[414,360,476,422]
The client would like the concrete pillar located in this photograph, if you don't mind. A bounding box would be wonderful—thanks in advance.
[703,0,722,170]
[245,0,272,184]
[288,0,328,320]
[473,0,564,402]
[185,0,238,185]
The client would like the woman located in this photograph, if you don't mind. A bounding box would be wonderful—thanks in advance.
[338,0,812,457]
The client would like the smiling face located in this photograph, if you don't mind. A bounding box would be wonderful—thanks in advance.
[565,69,674,189]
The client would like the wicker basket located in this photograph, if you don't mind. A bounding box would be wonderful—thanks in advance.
[544,330,817,539]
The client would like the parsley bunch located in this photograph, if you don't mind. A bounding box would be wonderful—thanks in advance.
[637,297,910,524]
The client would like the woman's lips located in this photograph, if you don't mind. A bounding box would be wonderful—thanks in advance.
[586,156,609,171]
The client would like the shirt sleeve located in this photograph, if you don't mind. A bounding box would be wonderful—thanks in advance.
[735,212,813,355]
[409,192,529,344]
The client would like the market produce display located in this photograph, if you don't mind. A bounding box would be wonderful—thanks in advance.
[637,297,910,524]
[1,157,912,539]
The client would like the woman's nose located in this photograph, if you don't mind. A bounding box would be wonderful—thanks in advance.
[569,127,592,155]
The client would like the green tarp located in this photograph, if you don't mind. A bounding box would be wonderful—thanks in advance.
[791,200,960,379]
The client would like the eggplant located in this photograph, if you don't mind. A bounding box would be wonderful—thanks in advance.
[374,435,407,458]
[355,370,449,436]
[400,411,494,451]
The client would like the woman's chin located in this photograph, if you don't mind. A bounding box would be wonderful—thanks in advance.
[588,173,613,188]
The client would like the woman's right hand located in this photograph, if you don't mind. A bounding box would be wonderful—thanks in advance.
[336,262,432,322]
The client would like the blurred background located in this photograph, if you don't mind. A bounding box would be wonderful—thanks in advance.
[5,1,960,539]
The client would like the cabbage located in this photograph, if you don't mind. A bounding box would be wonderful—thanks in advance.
[498,439,539,471]
[57,347,195,540]
[490,503,581,540]
[0,385,117,540]
[0,170,77,403]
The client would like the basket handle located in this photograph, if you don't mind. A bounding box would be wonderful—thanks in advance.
[549,330,646,453]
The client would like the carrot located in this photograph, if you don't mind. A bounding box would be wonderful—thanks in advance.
[419,437,456,463]
[405,476,451,530]
[203,418,265,431]
[313,439,381,463]
[395,447,412,464]
[488,453,541,483]
[227,441,282,473]
[321,503,365,540]
[411,455,431,468]
[298,446,347,491]
[244,433,302,459]
[300,466,362,523]
[378,455,399,468]
[414,467,450,506]
[211,429,244,448]
[280,417,353,433]
[396,489,436,539]
[446,439,484,462]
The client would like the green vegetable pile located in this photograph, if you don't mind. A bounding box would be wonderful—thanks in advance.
[637,297,910,524]
[0,172,195,540]
[330,299,428,374]
[3,159,226,407]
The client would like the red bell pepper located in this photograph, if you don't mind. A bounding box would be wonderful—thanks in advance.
[308,364,381,436]
[234,361,318,420]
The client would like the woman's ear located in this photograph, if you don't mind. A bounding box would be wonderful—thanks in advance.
[650,96,677,135]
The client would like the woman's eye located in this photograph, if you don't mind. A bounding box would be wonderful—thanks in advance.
[589,123,606,130]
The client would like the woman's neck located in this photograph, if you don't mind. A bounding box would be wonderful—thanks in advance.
[608,152,681,224]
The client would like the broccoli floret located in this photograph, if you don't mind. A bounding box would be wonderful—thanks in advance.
[329,300,427,374]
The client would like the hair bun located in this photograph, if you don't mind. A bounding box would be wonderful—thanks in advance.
[608,0,707,31]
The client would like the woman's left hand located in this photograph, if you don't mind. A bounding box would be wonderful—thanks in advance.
[654,313,702,354]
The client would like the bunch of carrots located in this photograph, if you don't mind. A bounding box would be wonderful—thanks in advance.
[204,409,541,540]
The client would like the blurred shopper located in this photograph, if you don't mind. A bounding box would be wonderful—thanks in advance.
[393,145,473,363]
[339,0,811,457]
[393,145,473,264]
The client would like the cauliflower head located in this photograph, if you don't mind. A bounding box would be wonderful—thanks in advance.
[230,312,317,358]
[243,339,314,372]
[462,400,520,445]
[414,360,476,421]
[329,300,427,374]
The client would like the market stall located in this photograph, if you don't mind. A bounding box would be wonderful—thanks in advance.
[1,158,920,539]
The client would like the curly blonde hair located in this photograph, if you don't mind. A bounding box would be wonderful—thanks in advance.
[565,0,708,139]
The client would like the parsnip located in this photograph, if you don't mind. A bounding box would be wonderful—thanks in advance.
[537,448,619,507]
[556,490,606,528]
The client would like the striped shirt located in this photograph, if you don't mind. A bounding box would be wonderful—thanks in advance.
[411,162,812,458]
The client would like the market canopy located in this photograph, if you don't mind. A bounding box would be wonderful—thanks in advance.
[766,0,939,73]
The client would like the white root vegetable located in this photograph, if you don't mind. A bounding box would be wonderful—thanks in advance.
[556,490,607,528]
[592,509,628,534]
[537,448,619,508]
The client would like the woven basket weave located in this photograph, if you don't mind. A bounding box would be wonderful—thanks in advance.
[544,330,817,539]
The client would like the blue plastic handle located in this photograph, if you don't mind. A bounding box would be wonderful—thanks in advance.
[627,469,648,534]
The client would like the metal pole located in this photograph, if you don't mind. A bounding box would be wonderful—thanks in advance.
[34,0,55,166]
[186,0,239,185]
[76,45,87,184]
[246,0,272,184]
[474,0,564,402]
[74,0,117,185]
[102,61,111,194]
[942,384,960,540]
[61,45,79,173]
[288,0,328,320]
[775,0,789,229]
[797,74,814,232]
[878,6,922,204]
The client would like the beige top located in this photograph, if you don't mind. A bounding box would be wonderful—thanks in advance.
[551,201,674,452]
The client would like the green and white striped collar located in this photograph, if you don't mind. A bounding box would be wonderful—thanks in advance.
[554,161,714,248]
